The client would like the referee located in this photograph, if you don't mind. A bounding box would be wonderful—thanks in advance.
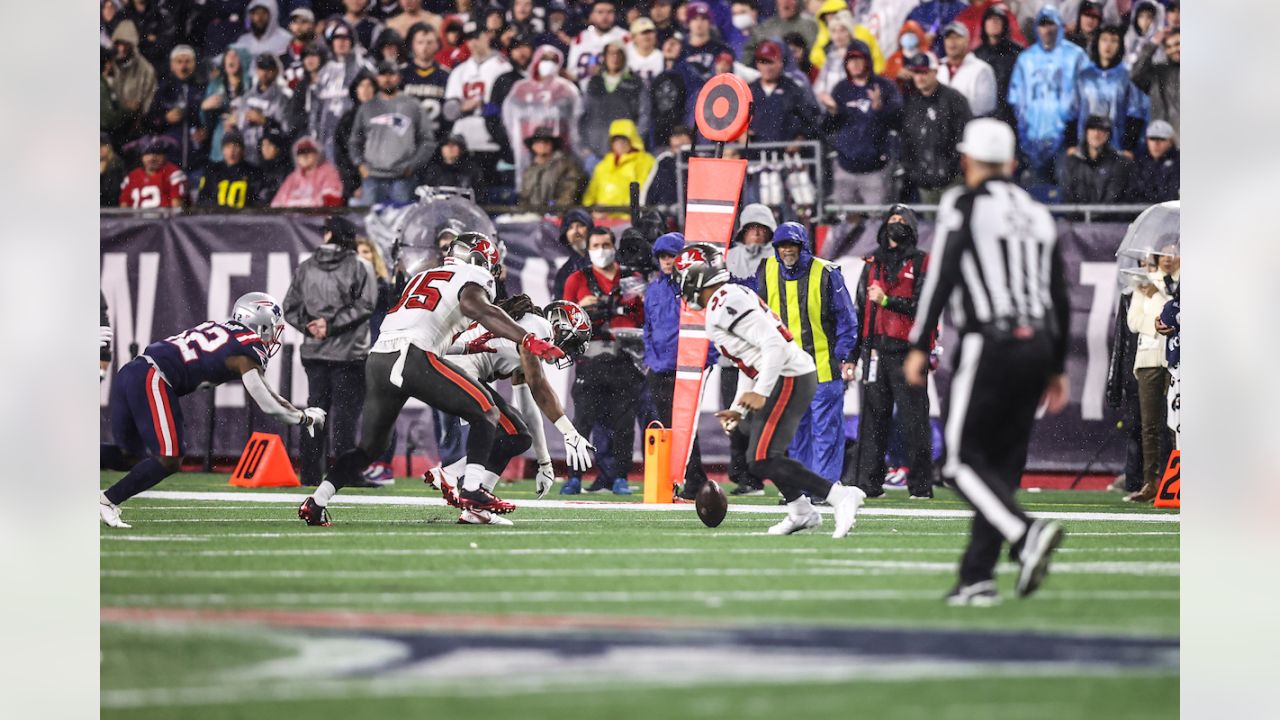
[903,118,1070,606]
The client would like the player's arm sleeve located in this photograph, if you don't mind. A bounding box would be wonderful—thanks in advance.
[329,260,377,335]
[242,367,304,425]
[826,265,859,362]
[909,195,967,352]
[1049,240,1071,374]
[511,380,552,465]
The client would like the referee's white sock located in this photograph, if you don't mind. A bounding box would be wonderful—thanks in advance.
[313,481,337,507]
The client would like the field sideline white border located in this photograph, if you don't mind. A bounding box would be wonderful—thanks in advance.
[135,490,1180,523]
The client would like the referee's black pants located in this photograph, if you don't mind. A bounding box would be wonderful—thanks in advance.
[944,331,1053,585]
[647,370,709,491]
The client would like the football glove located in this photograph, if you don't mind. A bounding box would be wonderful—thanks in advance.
[555,417,594,472]
[521,333,566,363]
[535,461,556,499]
[463,331,498,354]
[300,407,327,437]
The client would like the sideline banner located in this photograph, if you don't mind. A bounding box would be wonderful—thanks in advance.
[101,213,1128,471]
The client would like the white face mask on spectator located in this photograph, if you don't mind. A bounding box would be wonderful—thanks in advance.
[732,13,755,30]
[590,248,615,269]
[538,60,558,78]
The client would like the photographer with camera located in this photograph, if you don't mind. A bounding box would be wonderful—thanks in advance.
[560,226,647,495]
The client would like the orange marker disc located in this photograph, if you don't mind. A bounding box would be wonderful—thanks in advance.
[695,73,752,143]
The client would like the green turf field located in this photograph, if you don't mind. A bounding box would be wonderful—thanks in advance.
[100,472,1179,719]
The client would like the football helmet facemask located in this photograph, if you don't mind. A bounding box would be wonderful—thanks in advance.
[544,300,592,369]
[230,291,286,359]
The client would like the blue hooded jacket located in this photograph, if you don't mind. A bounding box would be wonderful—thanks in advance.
[754,223,859,370]
[822,40,902,174]
[644,232,717,372]
[1074,59,1148,151]
[1008,6,1089,175]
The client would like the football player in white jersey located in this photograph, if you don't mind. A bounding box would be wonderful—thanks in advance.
[299,233,566,526]
[426,297,596,525]
[676,243,867,538]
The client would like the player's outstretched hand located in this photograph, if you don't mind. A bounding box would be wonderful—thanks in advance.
[301,407,327,437]
[521,333,566,363]
[562,431,595,472]
[463,331,499,354]
[715,409,743,434]
[535,461,556,498]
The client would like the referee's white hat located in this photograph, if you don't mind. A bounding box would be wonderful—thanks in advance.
[957,118,1016,164]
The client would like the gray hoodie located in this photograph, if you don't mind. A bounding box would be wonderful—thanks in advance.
[235,0,293,57]
[283,243,378,361]
[727,203,778,281]
[235,54,291,164]
[348,92,437,177]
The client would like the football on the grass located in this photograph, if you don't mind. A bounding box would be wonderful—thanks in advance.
[695,482,728,528]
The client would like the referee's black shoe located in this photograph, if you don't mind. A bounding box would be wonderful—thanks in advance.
[945,580,1000,607]
[1016,520,1066,598]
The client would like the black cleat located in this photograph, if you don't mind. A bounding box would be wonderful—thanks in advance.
[457,486,516,514]
[945,580,1001,607]
[676,483,702,501]
[298,497,332,526]
[1016,520,1065,598]
[730,483,765,496]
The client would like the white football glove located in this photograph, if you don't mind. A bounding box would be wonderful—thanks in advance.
[535,461,556,499]
[555,417,595,473]
[300,407,327,437]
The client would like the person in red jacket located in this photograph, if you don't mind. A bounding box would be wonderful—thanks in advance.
[850,204,935,499]
[119,140,187,208]
[560,226,645,495]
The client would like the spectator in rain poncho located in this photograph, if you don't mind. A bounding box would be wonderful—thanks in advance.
[1073,25,1147,154]
[1007,5,1088,184]
[502,45,584,192]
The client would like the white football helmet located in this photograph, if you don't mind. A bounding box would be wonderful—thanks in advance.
[230,292,286,358]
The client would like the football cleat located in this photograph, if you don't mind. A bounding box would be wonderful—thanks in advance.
[99,493,131,529]
[559,475,582,495]
[1016,520,1065,598]
[298,497,332,527]
[362,462,395,486]
[611,478,632,495]
[945,580,1001,607]
[458,509,514,526]
[457,486,516,514]
[767,511,822,535]
[584,478,612,493]
[830,484,867,539]
[425,466,462,508]
[730,483,766,496]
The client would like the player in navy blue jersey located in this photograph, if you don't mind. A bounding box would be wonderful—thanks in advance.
[100,292,327,528]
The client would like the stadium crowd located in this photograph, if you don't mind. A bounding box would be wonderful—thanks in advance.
[101,0,1180,211]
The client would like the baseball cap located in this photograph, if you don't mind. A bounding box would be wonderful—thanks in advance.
[755,40,782,63]
[222,130,245,147]
[442,134,467,149]
[461,20,483,39]
[325,20,353,43]
[686,2,712,20]
[957,118,1015,164]
[942,21,969,39]
[1084,114,1112,133]
[289,7,315,22]
[630,17,656,34]
[295,136,319,153]
[255,53,277,70]
[904,51,939,72]
[1080,1,1103,18]
[376,59,399,75]
[1037,14,1058,26]
[169,44,196,60]
[844,44,870,61]
[1146,120,1176,140]
[141,139,168,156]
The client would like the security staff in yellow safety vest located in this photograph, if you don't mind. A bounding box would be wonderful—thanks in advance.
[754,222,860,482]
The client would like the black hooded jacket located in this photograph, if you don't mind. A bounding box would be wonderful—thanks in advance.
[855,204,929,354]
[973,6,1022,126]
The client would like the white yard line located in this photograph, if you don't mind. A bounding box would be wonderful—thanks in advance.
[134,490,1180,523]
[101,588,1179,607]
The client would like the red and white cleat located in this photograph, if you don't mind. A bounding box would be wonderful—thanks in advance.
[457,486,516,514]
[424,466,462,508]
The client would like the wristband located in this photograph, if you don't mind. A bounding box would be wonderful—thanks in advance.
[553,416,577,436]
[879,295,889,308]
[730,402,751,417]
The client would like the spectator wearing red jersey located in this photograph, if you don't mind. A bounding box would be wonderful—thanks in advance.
[120,140,187,208]
[271,136,344,207]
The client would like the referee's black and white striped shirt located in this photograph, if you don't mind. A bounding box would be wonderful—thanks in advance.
[908,178,1071,372]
